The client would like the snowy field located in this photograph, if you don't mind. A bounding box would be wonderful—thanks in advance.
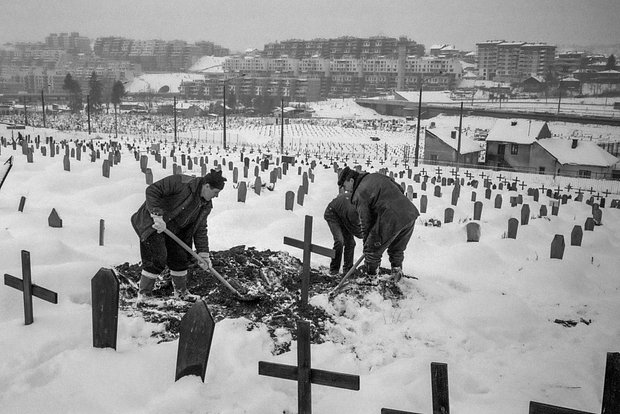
[0,113,620,414]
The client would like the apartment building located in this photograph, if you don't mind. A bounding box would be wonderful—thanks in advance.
[45,32,91,54]
[263,36,424,59]
[477,40,556,83]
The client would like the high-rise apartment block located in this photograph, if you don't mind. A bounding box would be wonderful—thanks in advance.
[45,32,91,54]
[476,40,556,82]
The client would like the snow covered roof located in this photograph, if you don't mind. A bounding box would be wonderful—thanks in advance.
[535,139,618,167]
[125,73,205,94]
[486,119,550,144]
[395,90,455,103]
[426,126,485,154]
[188,56,226,73]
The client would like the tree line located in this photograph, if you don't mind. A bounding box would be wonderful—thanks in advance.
[62,72,126,114]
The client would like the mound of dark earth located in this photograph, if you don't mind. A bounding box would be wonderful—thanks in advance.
[115,246,402,354]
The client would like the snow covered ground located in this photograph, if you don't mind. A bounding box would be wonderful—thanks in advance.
[0,113,619,413]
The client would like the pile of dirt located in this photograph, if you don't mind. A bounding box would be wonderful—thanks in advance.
[115,246,402,353]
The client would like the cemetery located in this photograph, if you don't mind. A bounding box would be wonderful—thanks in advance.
[0,119,619,413]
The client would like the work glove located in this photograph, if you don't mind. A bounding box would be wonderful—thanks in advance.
[151,214,166,233]
[198,252,212,269]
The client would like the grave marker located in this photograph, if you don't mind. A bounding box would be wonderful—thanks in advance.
[4,250,58,325]
[473,201,483,220]
[466,222,481,242]
[540,205,547,217]
[175,300,216,382]
[571,225,583,247]
[494,194,502,209]
[258,320,359,414]
[507,218,518,239]
[254,177,262,195]
[550,235,565,259]
[283,216,334,308]
[521,204,530,225]
[285,191,295,211]
[102,159,110,178]
[237,181,247,203]
[63,154,70,171]
[91,268,119,349]
[419,195,428,214]
[18,196,26,212]
[145,168,153,185]
[584,217,595,231]
[444,208,454,224]
[297,186,305,206]
[49,208,63,227]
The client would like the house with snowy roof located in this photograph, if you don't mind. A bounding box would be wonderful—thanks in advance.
[531,138,618,179]
[485,119,551,170]
[424,125,485,165]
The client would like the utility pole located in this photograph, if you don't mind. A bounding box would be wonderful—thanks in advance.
[280,98,284,154]
[457,101,463,171]
[414,76,423,167]
[222,82,227,149]
[173,96,177,143]
[87,94,91,134]
[41,89,46,129]
[23,97,27,126]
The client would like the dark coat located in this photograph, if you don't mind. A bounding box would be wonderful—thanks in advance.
[324,193,363,238]
[350,172,419,245]
[131,174,212,252]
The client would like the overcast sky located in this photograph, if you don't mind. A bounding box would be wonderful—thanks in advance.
[2,0,619,52]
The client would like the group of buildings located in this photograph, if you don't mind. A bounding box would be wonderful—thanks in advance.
[423,119,619,180]
[0,32,618,109]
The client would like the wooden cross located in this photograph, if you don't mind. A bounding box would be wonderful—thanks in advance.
[565,184,573,192]
[555,185,562,194]
[587,187,595,194]
[576,188,584,195]
[393,160,399,168]
[283,215,335,308]
[540,184,547,192]
[421,168,427,177]
[479,171,487,180]
[449,168,458,178]
[259,320,360,414]
[529,352,619,414]
[520,181,527,190]
[512,177,521,185]
[382,362,450,414]
[435,166,443,178]
[497,174,505,182]
[4,250,58,325]
[464,171,473,179]
[603,189,612,197]
[594,192,602,200]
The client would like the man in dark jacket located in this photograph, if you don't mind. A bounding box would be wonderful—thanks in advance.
[324,190,363,275]
[131,169,226,300]
[337,166,419,281]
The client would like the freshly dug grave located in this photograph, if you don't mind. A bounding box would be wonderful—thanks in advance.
[115,246,403,353]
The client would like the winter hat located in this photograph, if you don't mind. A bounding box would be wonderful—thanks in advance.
[202,169,227,190]
[337,166,357,187]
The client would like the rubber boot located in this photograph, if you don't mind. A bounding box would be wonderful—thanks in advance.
[138,270,158,302]
[171,270,198,301]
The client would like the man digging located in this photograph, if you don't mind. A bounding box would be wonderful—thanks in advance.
[131,168,226,301]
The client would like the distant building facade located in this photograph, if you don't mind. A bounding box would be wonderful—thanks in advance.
[476,41,556,82]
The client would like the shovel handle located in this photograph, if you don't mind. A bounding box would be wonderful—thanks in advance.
[162,229,244,297]
[330,254,365,295]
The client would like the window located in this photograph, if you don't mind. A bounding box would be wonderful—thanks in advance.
[538,166,545,174]
[578,170,591,178]
[511,144,519,155]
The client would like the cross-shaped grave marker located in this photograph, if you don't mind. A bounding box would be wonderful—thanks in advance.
[259,320,360,414]
[283,215,335,309]
[4,250,58,325]
[434,166,443,178]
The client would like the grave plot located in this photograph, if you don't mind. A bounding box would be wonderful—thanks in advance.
[115,246,402,352]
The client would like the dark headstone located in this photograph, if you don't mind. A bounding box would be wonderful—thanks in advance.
[494,194,502,209]
[285,191,295,211]
[521,204,530,225]
[419,195,428,214]
[444,208,454,224]
[175,300,216,382]
[571,225,583,246]
[550,234,565,259]
[48,208,63,228]
[473,201,483,220]
[91,268,119,349]
[238,182,247,203]
[466,222,481,242]
[507,218,518,239]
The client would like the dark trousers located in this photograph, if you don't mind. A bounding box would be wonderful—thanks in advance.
[364,220,416,270]
[140,230,192,275]
[327,220,356,273]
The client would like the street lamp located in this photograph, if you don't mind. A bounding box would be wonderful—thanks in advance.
[41,84,50,129]
[222,73,245,149]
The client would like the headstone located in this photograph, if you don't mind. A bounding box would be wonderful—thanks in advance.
[494,194,502,209]
[521,204,530,225]
[237,182,247,203]
[102,160,110,178]
[145,168,153,185]
[91,268,119,349]
[18,196,26,212]
[444,208,454,224]
[254,176,262,195]
[593,208,602,226]
[420,195,427,214]
[297,186,305,206]
[571,225,583,246]
[285,191,295,211]
[540,205,547,217]
[99,219,105,246]
[434,185,442,198]
[550,234,565,259]
[584,217,595,231]
[466,222,481,242]
[485,188,492,199]
[451,186,459,206]
[471,191,476,202]
[473,201,483,220]
[63,154,70,171]
[175,300,216,382]
[551,201,559,216]
[49,208,63,228]
[140,155,148,172]
[507,218,518,239]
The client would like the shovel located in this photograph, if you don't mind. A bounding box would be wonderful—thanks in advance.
[163,229,262,301]
[329,254,365,297]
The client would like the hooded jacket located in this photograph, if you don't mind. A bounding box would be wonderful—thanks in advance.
[349,172,419,245]
[131,174,212,252]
